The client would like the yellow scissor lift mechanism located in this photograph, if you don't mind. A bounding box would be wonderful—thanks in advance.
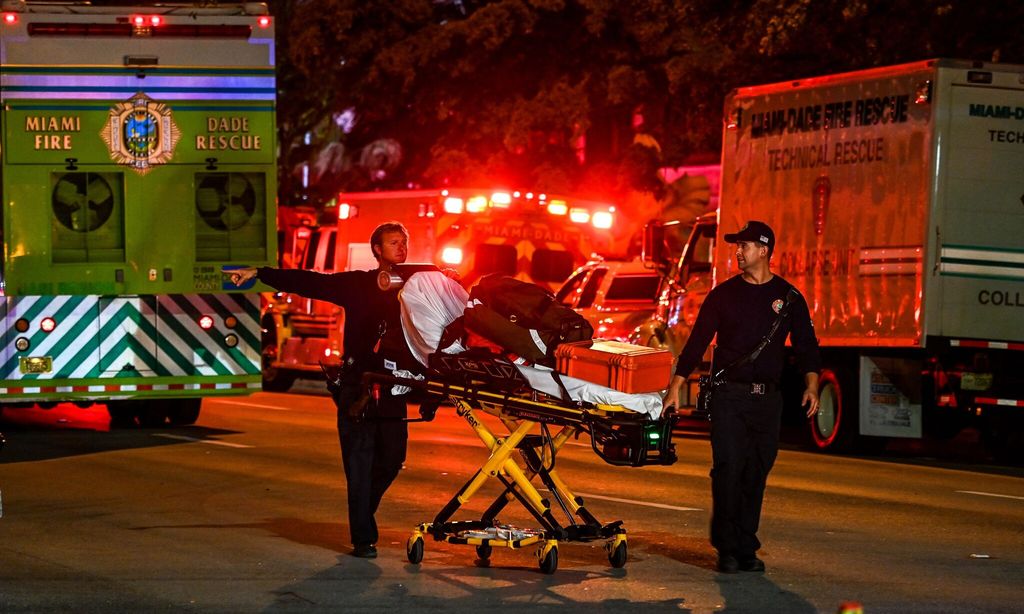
[363,368,677,574]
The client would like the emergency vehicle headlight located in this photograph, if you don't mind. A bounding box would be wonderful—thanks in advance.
[592,211,613,229]
[198,315,215,330]
[466,196,487,213]
[490,192,511,207]
[224,334,239,348]
[569,208,590,224]
[443,197,464,214]
[547,200,568,215]
[15,337,30,352]
[15,318,30,333]
[441,247,463,265]
[40,317,57,333]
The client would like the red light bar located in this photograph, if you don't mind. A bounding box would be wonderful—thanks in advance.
[28,22,132,36]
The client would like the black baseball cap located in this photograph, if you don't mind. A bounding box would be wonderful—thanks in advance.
[724,220,775,252]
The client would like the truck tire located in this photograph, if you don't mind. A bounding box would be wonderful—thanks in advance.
[261,316,295,392]
[262,365,296,393]
[167,398,201,426]
[808,368,858,452]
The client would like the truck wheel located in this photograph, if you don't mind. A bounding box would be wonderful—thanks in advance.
[167,399,201,426]
[808,368,857,452]
[261,316,294,392]
[262,367,296,393]
[261,340,295,392]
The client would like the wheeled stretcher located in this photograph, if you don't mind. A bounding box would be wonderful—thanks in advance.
[363,356,677,574]
[368,269,679,573]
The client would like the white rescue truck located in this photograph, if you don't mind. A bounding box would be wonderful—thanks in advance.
[639,59,1024,461]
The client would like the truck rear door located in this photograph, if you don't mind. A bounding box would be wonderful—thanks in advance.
[933,65,1024,342]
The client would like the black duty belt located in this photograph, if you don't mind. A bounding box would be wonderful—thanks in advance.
[720,381,779,395]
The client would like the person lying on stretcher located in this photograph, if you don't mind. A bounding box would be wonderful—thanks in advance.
[390,269,666,419]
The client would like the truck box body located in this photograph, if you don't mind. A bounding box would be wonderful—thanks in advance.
[694,59,1024,453]
[720,59,1023,349]
[555,340,674,394]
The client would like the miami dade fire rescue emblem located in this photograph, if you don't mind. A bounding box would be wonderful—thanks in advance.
[772,298,785,313]
[101,92,181,174]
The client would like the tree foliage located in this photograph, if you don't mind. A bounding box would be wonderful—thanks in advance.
[269,0,1024,206]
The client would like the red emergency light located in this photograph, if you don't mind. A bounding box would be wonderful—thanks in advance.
[257,16,271,28]
[2,12,17,25]
[41,317,57,333]
[338,203,357,220]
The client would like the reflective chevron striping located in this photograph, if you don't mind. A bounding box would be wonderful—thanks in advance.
[2,294,260,389]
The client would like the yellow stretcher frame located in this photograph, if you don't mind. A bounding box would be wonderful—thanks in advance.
[363,371,676,574]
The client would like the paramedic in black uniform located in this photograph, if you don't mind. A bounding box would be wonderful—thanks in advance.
[662,220,821,574]
[226,222,414,559]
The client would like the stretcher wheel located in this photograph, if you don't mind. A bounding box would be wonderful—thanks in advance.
[608,541,627,568]
[475,544,492,560]
[407,536,424,564]
[539,546,558,574]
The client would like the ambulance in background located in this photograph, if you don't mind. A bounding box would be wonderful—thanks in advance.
[639,59,1024,462]
[260,188,619,391]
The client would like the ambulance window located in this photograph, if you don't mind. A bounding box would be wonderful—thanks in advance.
[605,274,659,301]
[531,249,574,282]
[690,232,713,272]
[303,230,322,269]
[577,268,607,308]
[51,172,126,263]
[556,270,588,306]
[195,172,268,262]
[323,231,336,273]
[475,243,517,276]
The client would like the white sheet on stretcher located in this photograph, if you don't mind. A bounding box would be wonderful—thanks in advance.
[399,271,664,419]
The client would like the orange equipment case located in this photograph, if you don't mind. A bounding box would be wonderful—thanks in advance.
[555,340,674,394]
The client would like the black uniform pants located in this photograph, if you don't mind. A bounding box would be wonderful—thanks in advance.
[708,384,783,559]
[335,386,408,547]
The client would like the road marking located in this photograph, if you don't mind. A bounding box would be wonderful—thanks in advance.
[153,433,252,448]
[569,491,702,512]
[956,490,1024,501]
[209,400,291,411]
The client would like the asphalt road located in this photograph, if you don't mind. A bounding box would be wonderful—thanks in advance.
[1,388,1022,613]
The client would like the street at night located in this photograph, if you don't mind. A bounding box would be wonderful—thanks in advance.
[2,389,1022,613]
